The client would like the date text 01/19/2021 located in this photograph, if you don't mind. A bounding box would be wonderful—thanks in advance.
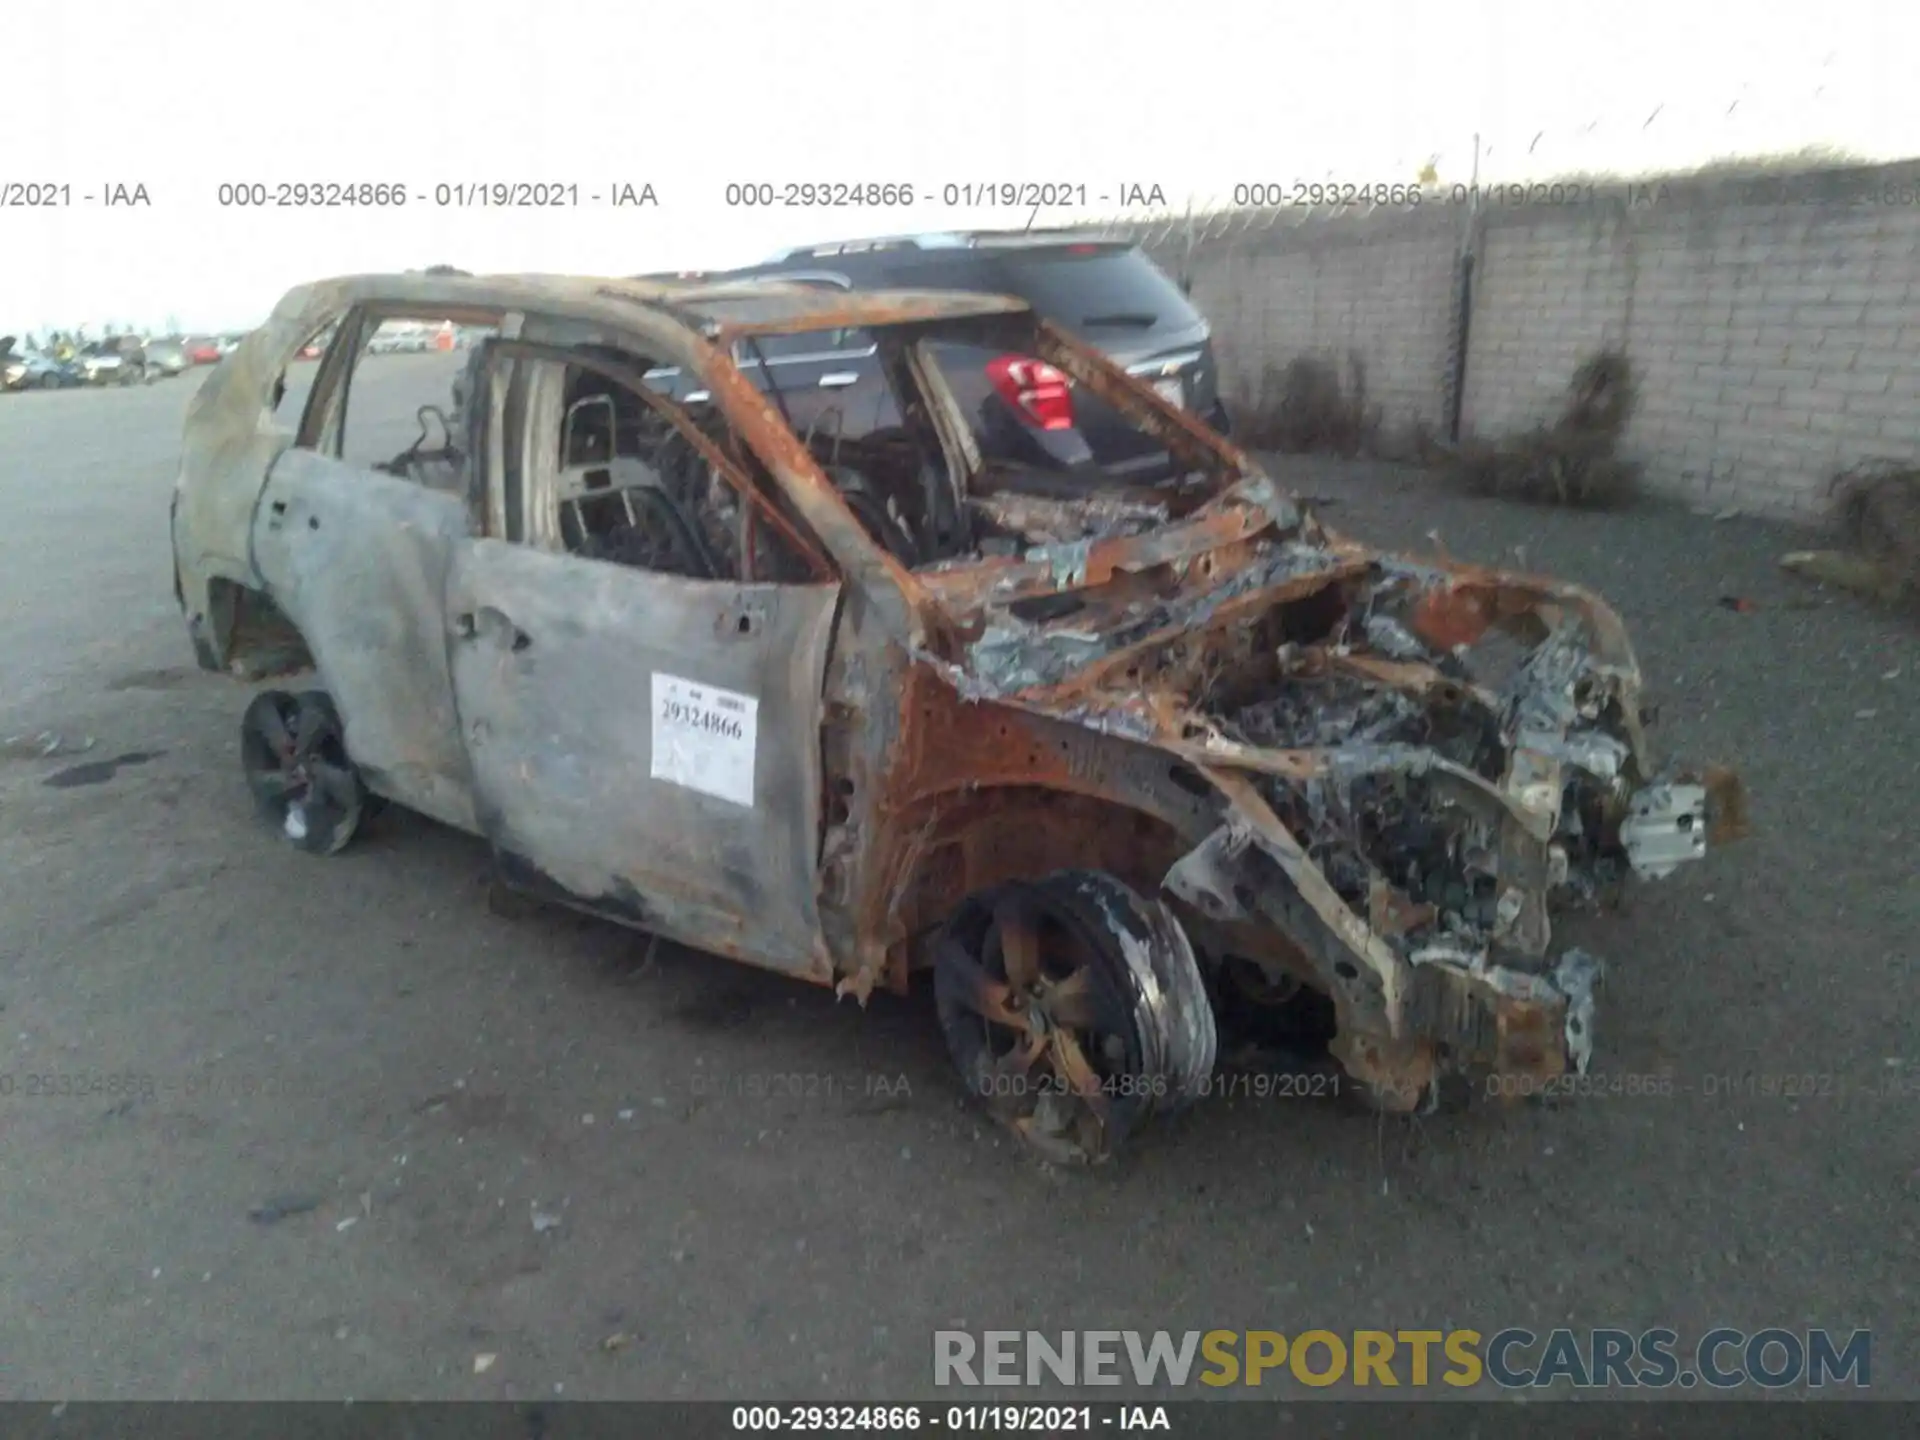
[1481,1069,1918,1101]
[1225,181,1608,209]
[717,182,1169,209]
[210,182,658,208]
[970,1069,1342,1103]
[730,1405,1170,1432]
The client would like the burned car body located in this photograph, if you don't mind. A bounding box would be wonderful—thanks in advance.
[172,272,1743,1163]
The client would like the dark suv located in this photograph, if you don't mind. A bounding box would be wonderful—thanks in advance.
[637,232,1230,488]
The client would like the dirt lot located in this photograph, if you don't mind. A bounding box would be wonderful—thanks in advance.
[0,363,1914,1401]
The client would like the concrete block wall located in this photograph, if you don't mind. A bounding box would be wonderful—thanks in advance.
[1135,208,1463,432]
[1127,160,1920,523]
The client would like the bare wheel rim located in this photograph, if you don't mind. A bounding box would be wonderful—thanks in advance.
[935,871,1215,1164]
[240,690,365,855]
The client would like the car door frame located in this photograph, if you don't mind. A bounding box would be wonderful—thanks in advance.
[245,300,508,833]
[442,332,846,980]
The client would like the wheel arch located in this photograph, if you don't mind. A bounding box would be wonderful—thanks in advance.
[876,782,1207,987]
[190,575,316,680]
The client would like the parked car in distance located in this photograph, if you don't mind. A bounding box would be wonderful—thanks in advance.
[184,336,224,364]
[77,335,149,384]
[686,231,1233,489]
[170,271,1743,1166]
[365,322,443,355]
[295,325,335,360]
[2,342,87,391]
[145,339,190,378]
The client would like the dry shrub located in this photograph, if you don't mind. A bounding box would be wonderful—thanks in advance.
[1835,461,1920,597]
[1235,354,1379,457]
[1785,460,1920,609]
[1369,416,1446,466]
[1452,350,1642,507]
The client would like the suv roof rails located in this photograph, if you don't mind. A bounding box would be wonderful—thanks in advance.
[961,227,1134,248]
[765,228,1136,263]
[767,233,969,261]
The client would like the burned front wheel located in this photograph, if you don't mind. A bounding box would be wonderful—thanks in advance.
[240,689,366,855]
[934,870,1217,1165]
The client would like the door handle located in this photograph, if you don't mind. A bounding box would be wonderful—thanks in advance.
[818,371,858,389]
[718,601,768,638]
[454,608,531,651]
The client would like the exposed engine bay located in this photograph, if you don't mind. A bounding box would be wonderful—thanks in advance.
[908,485,1746,1104]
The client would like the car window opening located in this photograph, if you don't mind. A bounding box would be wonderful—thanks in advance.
[541,351,822,584]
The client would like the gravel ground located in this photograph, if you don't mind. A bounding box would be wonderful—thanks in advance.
[0,368,1914,1402]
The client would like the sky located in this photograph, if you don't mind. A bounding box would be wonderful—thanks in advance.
[5,0,1918,335]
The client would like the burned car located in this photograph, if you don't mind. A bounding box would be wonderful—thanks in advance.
[170,272,1744,1164]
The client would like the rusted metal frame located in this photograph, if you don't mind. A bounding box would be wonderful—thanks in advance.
[870,794,1189,989]
[855,685,1213,966]
[919,502,1301,616]
[487,338,834,581]
[1491,747,1561,958]
[629,389,829,583]
[1382,551,1645,679]
[1358,546,1655,767]
[1159,733,1551,842]
[685,340,932,648]
[1195,767,1412,1036]
[1030,317,1245,475]
[1372,564,1646,960]
[1010,558,1372,703]
[1323,649,1499,709]
[813,614,900,1000]
[1383,568,1644,958]
[885,719,1211,828]
[707,293,1030,340]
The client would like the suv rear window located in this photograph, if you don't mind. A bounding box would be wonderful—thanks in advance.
[989,247,1203,343]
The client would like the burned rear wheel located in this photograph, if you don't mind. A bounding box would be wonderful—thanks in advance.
[240,689,366,855]
[934,871,1217,1165]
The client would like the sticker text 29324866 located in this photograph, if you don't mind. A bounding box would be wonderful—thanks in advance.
[650,672,759,807]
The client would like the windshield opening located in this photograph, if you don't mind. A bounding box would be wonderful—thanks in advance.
[733,311,1250,576]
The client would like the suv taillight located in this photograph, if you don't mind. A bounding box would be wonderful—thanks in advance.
[986,355,1075,431]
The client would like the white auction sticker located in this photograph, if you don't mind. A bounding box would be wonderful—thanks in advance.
[650,671,759,807]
